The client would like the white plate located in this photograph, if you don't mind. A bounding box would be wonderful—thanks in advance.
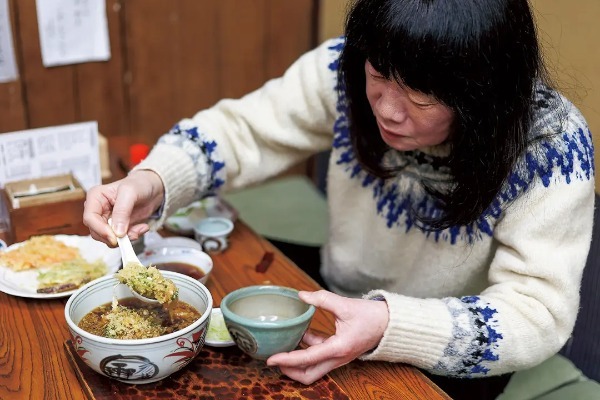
[205,308,235,347]
[165,196,237,235]
[0,235,121,299]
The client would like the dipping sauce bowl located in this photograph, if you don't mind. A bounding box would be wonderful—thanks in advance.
[137,246,213,284]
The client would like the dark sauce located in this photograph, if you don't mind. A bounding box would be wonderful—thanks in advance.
[78,297,202,339]
[155,262,205,280]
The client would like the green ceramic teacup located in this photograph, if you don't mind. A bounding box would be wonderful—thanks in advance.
[220,285,315,360]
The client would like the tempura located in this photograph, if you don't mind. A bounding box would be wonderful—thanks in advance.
[116,262,178,304]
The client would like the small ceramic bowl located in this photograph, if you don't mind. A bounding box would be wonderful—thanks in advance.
[65,271,213,384]
[220,285,315,360]
[194,217,234,253]
[137,246,213,284]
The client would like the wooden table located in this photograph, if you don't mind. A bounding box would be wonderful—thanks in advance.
[0,136,451,399]
[0,221,451,399]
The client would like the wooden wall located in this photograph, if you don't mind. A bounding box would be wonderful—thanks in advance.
[0,0,318,144]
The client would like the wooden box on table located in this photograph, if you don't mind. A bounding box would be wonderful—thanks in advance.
[2,174,89,244]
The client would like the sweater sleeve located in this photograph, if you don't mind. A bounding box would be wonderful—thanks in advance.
[133,38,342,225]
[360,114,595,377]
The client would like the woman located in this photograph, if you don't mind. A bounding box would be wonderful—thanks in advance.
[84,0,595,397]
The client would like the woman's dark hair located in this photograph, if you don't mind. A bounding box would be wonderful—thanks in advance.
[340,0,546,229]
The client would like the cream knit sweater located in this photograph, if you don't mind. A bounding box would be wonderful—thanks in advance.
[136,38,595,377]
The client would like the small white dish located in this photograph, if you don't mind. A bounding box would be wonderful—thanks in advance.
[165,197,237,235]
[205,308,235,347]
[137,246,213,284]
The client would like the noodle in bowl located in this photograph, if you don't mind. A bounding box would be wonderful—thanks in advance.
[64,271,213,384]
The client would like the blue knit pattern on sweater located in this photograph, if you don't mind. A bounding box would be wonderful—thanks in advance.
[327,40,595,245]
[431,296,503,377]
[160,124,226,196]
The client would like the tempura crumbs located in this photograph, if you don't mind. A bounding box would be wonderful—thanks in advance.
[116,262,178,304]
[104,305,165,339]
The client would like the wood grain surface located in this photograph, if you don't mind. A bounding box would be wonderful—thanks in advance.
[0,220,450,399]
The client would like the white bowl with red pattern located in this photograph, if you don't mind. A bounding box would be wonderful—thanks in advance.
[64,271,213,384]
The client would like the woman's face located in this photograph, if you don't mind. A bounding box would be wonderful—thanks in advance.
[365,61,454,151]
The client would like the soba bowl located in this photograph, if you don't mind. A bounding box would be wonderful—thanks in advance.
[220,285,315,360]
[65,271,213,384]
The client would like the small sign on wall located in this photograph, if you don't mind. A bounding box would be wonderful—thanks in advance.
[36,0,111,67]
[0,121,101,191]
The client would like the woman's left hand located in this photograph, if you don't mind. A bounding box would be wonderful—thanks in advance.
[266,290,389,385]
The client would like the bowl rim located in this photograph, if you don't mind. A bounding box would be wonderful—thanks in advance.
[194,217,234,236]
[137,246,214,273]
[220,285,315,329]
[145,236,202,251]
[64,271,213,345]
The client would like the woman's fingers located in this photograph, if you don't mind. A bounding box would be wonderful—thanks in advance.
[270,337,355,384]
[84,211,116,246]
[267,335,344,368]
[267,331,357,384]
[109,184,139,237]
[266,292,390,385]
[127,223,150,241]
[298,290,351,318]
[277,356,350,385]
[83,185,118,246]
[302,330,328,347]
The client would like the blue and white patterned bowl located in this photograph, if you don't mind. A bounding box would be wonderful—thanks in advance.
[64,271,213,384]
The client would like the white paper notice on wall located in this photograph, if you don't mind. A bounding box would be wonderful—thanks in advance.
[0,0,18,82]
[36,0,111,67]
[0,121,101,191]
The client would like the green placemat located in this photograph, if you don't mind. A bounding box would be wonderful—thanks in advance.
[498,354,600,400]
[223,176,328,247]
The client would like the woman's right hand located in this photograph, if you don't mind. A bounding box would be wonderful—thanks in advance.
[83,169,165,246]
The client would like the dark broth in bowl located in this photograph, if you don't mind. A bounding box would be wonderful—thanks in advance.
[78,297,202,339]
[154,262,205,280]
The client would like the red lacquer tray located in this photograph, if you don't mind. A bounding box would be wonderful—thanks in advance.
[64,340,350,400]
